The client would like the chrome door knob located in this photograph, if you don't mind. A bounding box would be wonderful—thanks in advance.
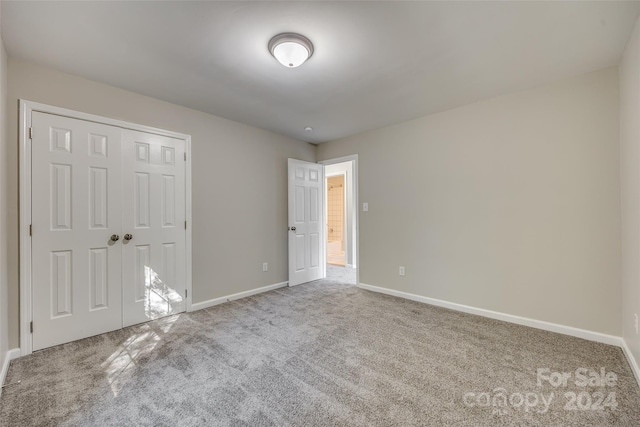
[123,234,133,241]
[110,234,120,242]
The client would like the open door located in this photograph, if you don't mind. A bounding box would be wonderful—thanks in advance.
[288,159,324,286]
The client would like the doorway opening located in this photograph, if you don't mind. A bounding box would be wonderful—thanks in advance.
[323,158,357,285]
[327,174,346,266]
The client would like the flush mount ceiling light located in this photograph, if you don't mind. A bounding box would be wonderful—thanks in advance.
[268,33,314,68]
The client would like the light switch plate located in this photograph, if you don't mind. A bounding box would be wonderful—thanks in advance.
[363,202,369,212]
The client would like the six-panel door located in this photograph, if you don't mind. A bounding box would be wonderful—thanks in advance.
[121,129,186,327]
[288,158,324,286]
[31,112,124,350]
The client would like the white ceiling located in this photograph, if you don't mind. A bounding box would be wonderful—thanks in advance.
[3,1,640,143]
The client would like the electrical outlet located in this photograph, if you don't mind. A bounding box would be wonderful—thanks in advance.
[363,202,369,212]
[399,266,405,276]
[635,313,638,334]
[262,262,268,272]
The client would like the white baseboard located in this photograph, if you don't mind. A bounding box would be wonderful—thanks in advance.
[1,348,21,396]
[190,281,289,311]
[357,283,622,347]
[621,339,640,387]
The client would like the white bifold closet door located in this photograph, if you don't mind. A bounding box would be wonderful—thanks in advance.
[30,112,186,351]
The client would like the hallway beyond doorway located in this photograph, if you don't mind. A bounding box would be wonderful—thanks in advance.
[326,264,356,284]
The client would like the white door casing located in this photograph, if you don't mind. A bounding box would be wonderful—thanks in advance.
[31,112,123,351]
[288,159,324,286]
[319,154,360,284]
[121,129,187,327]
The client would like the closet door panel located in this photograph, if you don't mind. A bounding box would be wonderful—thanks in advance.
[31,112,123,351]
[121,130,186,327]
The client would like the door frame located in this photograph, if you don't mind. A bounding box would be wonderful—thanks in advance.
[318,155,359,285]
[19,100,193,356]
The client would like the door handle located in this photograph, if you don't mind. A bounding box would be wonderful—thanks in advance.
[123,234,133,241]
[110,234,120,242]
[290,227,296,231]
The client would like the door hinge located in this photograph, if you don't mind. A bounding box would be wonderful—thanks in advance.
[30,321,33,333]
[184,221,187,230]
[184,153,187,161]
[185,289,188,298]
[29,127,33,140]
[29,224,32,236]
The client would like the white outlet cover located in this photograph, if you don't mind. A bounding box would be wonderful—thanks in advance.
[399,266,405,276]
[363,202,369,212]
[262,262,268,272]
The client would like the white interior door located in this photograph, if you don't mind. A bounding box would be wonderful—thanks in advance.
[288,159,324,286]
[31,112,123,350]
[121,129,186,327]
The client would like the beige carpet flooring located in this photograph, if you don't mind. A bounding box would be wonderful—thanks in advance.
[1,278,640,426]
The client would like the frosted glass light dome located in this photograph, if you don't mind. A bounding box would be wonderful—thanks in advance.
[269,33,314,68]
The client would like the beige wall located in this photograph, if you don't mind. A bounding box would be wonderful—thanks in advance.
[1,3,10,366]
[6,59,315,348]
[620,17,640,365]
[318,67,621,335]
